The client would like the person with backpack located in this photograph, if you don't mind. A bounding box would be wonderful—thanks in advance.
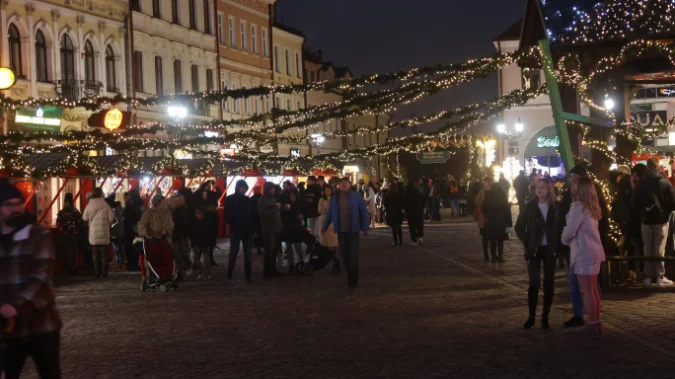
[56,193,83,276]
[632,158,675,286]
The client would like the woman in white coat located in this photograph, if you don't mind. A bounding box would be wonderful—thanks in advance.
[561,177,605,335]
[364,185,377,227]
[83,188,115,278]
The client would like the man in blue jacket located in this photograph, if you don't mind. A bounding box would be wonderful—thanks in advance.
[322,177,370,291]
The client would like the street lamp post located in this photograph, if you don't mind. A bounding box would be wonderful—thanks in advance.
[496,120,524,164]
[0,67,17,135]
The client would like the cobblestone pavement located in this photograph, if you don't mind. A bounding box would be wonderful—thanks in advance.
[19,209,675,378]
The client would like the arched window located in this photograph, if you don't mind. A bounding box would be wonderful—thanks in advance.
[35,30,48,82]
[60,34,75,82]
[9,24,23,77]
[105,46,116,92]
[84,40,96,87]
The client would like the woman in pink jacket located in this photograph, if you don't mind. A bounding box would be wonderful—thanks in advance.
[561,177,605,335]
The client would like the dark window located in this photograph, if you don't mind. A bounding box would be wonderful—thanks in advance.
[172,0,179,23]
[105,45,116,92]
[522,68,540,90]
[133,51,143,92]
[203,0,211,34]
[84,40,96,87]
[206,69,214,91]
[174,60,182,93]
[189,0,197,30]
[153,0,161,18]
[36,30,48,82]
[60,34,75,81]
[310,71,314,82]
[132,0,141,11]
[8,24,22,77]
[155,56,163,95]
[191,65,199,92]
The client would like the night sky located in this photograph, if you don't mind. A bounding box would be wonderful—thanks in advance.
[277,0,525,135]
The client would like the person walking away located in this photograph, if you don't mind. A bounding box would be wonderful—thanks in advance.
[405,179,425,246]
[303,177,322,238]
[318,186,338,250]
[364,185,377,228]
[251,186,264,255]
[0,178,62,379]
[457,179,468,217]
[281,190,305,275]
[557,165,609,328]
[632,157,675,286]
[190,208,213,280]
[612,165,636,281]
[475,178,491,262]
[82,188,114,278]
[384,182,404,246]
[168,193,190,280]
[481,180,512,263]
[322,177,370,291]
[123,190,144,271]
[56,193,82,275]
[258,182,283,277]
[513,170,529,211]
[448,178,459,218]
[107,195,126,272]
[515,178,558,329]
[562,177,606,335]
[499,173,511,195]
[223,180,256,283]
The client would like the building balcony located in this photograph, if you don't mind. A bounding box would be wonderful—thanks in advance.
[193,100,211,117]
[55,80,103,101]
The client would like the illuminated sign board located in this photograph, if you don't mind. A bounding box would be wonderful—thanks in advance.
[15,106,62,132]
[104,108,123,130]
[537,136,560,148]
[290,148,301,157]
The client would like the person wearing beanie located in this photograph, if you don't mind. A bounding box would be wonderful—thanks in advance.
[138,194,173,239]
[82,188,115,278]
[557,165,609,328]
[56,192,83,275]
[224,179,256,282]
[0,178,63,378]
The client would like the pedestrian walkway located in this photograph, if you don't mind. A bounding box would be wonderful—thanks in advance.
[21,212,675,378]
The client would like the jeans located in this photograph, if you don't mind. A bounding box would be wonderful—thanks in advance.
[228,232,252,279]
[112,237,125,265]
[286,242,304,269]
[527,246,555,319]
[308,217,320,239]
[641,223,669,279]
[408,216,424,242]
[429,198,441,220]
[193,246,213,277]
[338,232,360,288]
[391,226,403,245]
[4,330,61,379]
[450,199,459,217]
[91,245,109,276]
[263,232,281,275]
[171,237,188,272]
[567,267,584,319]
[63,236,78,268]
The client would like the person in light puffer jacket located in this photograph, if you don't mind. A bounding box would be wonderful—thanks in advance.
[561,177,605,335]
[82,188,114,278]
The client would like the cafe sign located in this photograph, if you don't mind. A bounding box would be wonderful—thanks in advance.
[15,106,62,132]
[536,136,560,148]
[104,108,123,131]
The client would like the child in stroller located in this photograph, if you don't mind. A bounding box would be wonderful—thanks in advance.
[290,226,341,276]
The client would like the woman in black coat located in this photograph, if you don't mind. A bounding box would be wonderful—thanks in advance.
[384,184,405,246]
[281,190,304,274]
[481,181,512,263]
[515,178,558,330]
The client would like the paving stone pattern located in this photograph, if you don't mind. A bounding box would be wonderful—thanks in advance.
[17,209,675,378]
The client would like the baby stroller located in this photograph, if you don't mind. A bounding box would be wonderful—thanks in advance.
[292,228,341,277]
[136,237,178,292]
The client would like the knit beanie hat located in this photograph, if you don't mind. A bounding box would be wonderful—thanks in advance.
[151,194,165,207]
[0,178,25,205]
